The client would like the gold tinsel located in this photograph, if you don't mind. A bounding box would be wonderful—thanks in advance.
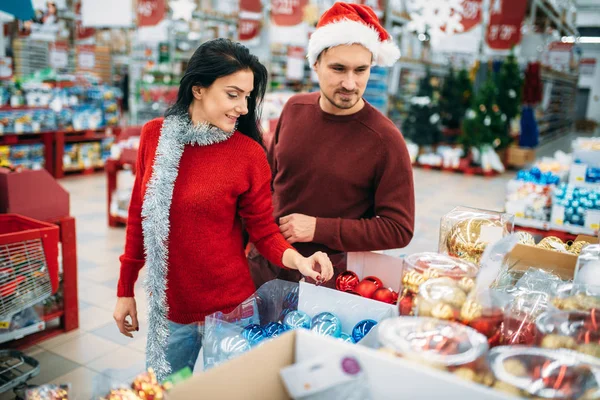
[515,231,536,246]
[569,240,590,255]
[446,218,503,264]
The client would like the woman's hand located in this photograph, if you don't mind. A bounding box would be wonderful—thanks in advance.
[283,249,334,283]
[114,297,139,338]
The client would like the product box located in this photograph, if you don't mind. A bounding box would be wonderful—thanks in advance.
[505,234,597,280]
[551,203,600,232]
[346,251,403,293]
[506,145,536,168]
[169,329,513,400]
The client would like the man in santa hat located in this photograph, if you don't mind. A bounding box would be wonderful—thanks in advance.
[250,2,415,287]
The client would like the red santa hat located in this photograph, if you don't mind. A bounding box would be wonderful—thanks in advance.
[307,2,400,67]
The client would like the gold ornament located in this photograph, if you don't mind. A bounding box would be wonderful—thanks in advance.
[568,240,590,255]
[403,270,425,293]
[442,287,467,308]
[460,299,483,322]
[492,104,500,113]
[515,231,536,246]
[492,381,523,396]
[431,303,454,320]
[446,218,503,264]
[536,236,568,252]
[423,268,440,280]
[458,277,475,293]
[454,367,477,382]
[577,343,600,359]
[477,371,496,387]
[540,334,577,350]
[575,293,600,311]
[479,104,486,112]
[503,359,528,377]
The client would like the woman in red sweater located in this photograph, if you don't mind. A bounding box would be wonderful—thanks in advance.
[113,39,333,379]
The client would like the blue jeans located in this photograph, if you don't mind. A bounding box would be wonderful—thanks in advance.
[162,321,204,374]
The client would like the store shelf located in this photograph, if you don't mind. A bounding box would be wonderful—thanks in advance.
[0,322,46,345]
[515,217,598,236]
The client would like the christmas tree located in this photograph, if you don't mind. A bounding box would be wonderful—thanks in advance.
[459,77,508,151]
[496,50,523,126]
[402,68,441,147]
[456,68,473,112]
[439,67,462,130]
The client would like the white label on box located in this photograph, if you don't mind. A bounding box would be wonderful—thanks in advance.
[585,210,600,231]
[479,225,503,244]
[551,205,566,225]
[78,52,95,69]
[280,355,367,398]
[50,49,68,69]
[569,163,588,185]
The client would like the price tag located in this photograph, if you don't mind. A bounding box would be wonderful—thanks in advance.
[0,321,10,330]
[569,164,588,186]
[78,52,95,69]
[50,49,68,69]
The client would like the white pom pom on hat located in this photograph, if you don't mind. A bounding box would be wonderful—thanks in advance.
[307,2,401,67]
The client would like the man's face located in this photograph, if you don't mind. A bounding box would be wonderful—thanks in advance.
[314,44,372,111]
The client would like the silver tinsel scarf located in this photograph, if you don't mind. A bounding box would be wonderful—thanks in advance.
[142,111,235,380]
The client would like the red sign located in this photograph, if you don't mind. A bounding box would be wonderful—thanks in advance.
[240,0,262,13]
[75,1,95,40]
[460,0,482,32]
[239,19,262,42]
[137,0,166,27]
[271,0,308,27]
[486,0,527,49]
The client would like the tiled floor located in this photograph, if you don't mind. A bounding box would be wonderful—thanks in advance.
[1,131,589,399]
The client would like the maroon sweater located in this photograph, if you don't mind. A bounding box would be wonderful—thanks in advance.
[269,92,415,256]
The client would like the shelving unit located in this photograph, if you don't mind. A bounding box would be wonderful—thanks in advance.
[536,67,577,144]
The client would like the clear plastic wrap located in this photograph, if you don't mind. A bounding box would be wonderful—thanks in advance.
[398,253,478,316]
[552,284,600,312]
[536,310,600,357]
[502,291,549,345]
[574,245,600,288]
[25,384,69,400]
[488,346,600,399]
[438,206,515,265]
[378,317,488,368]
[203,280,397,369]
[414,277,468,321]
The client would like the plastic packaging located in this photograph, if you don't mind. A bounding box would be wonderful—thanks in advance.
[378,317,488,368]
[414,277,468,321]
[461,290,509,348]
[574,245,600,288]
[536,310,600,356]
[488,346,600,399]
[204,280,396,369]
[552,285,600,312]
[398,253,478,316]
[438,206,514,265]
[25,384,69,399]
[502,291,549,345]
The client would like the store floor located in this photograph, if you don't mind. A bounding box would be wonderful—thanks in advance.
[1,132,589,399]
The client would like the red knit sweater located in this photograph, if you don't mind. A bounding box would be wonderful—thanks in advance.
[118,118,293,324]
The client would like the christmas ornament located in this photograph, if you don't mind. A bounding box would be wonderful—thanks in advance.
[311,320,342,338]
[312,312,340,325]
[540,334,577,350]
[416,277,467,320]
[569,240,591,255]
[283,310,311,330]
[264,322,286,338]
[577,343,600,359]
[378,317,488,367]
[242,324,266,346]
[537,236,568,252]
[372,287,398,304]
[515,231,535,246]
[354,280,378,298]
[364,276,383,288]
[338,333,356,343]
[335,271,359,292]
[278,308,294,322]
[352,319,377,343]
[283,286,300,309]
[130,368,171,400]
[445,218,504,264]
[219,334,251,359]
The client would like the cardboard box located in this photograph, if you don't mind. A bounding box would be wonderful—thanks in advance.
[170,330,513,400]
[505,234,595,280]
[347,251,404,293]
[506,145,536,168]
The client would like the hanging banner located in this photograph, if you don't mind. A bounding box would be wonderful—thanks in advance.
[239,18,262,43]
[546,42,573,72]
[137,0,165,27]
[75,1,95,40]
[485,0,528,50]
[241,0,262,13]
[271,0,308,27]
[49,41,69,69]
[459,0,482,32]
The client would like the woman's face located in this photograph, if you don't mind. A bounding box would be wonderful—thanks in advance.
[190,69,254,132]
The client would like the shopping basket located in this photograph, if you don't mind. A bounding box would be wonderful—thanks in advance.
[0,214,60,321]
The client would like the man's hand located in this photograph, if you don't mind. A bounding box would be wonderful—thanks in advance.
[279,214,316,244]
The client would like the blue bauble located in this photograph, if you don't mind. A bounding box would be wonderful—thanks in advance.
[278,308,294,323]
[565,207,574,217]
[242,324,266,345]
[338,333,356,344]
[312,312,340,325]
[311,320,342,338]
[577,206,586,216]
[219,334,251,359]
[595,200,600,209]
[571,215,581,225]
[264,322,287,338]
[589,193,598,202]
[572,200,580,208]
[351,319,377,343]
[530,167,542,179]
[282,286,300,309]
[283,310,311,330]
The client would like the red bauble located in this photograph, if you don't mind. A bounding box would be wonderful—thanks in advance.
[354,280,378,298]
[364,276,383,288]
[468,309,504,348]
[336,271,360,292]
[398,293,414,316]
[372,288,397,304]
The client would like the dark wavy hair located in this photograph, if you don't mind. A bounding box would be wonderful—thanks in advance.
[166,38,268,146]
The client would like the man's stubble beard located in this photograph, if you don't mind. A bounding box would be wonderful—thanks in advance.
[322,91,360,111]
